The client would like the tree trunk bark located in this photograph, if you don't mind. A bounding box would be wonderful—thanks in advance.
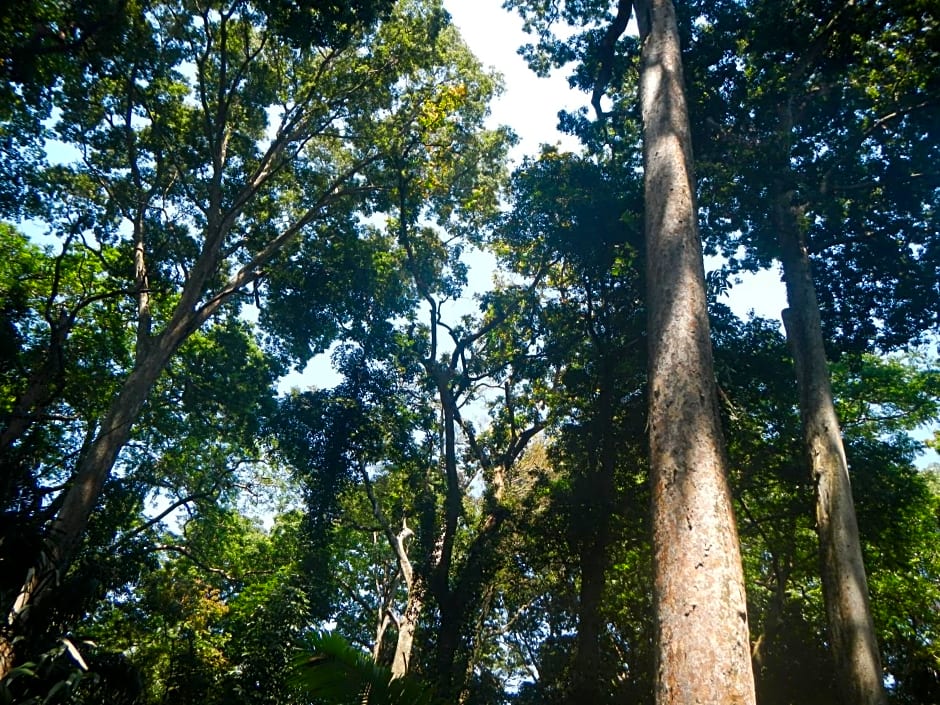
[435,596,461,696]
[360,466,423,679]
[570,385,616,704]
[2,328,183,681]
[775,191,887,705]
[571,527,610,703]
[427,376,463,698]
[46,352,171,566]
[391,579,425,679]
[637,1,756,703]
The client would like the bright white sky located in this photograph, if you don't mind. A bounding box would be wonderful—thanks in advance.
[444,0,583,159]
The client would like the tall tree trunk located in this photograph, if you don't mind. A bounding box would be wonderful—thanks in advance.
[425,376,517,699]
[428,375,461,697]
[569,384,616,704]
[434,596,461,696]
[1,197,244,677]
[391,580,425,679]
[2,324,184,680]
[571,527,611,702]
[775,189,887,705]
[47,351,172,566]
[636,1,756,703]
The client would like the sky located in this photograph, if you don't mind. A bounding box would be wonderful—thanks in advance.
[444,0,583,160]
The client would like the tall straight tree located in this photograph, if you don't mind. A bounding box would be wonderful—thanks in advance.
[685,2,939,701]
[633,1,756,702]
[505,0,757,700]
[776,175,888,705]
